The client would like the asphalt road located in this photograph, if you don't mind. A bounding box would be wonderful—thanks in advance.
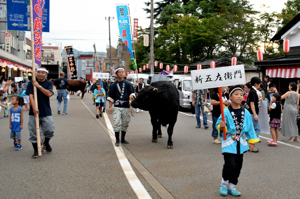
[1,92,300,199]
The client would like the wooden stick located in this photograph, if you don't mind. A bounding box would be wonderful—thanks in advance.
[30,0,42,156]
[218,87,227,140]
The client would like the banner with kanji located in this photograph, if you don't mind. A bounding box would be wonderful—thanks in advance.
[33,0,45,66]
[93,44,100,72]
[64,46,77,79]
[116,5,137,69]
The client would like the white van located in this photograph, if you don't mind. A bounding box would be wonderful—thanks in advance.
[126,73,150,85]
[169,75,192,109]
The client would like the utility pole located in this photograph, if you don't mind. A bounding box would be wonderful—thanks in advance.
[150,0,154,75]
[106,16,114,74]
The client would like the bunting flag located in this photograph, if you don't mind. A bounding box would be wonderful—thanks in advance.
[116,5,137,69]
[93,44,100,72]
[32,0,45,66]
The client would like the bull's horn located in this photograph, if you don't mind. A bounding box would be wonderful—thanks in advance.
[153,88,158,91]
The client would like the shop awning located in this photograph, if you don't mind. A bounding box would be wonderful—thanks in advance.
[266,67,300,78]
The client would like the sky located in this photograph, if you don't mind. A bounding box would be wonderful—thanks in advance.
[33,0,288,53]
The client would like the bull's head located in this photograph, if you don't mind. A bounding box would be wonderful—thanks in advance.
[131,86,158,110]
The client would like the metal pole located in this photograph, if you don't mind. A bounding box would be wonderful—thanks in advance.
[109,17,112,70]
[150,0,154,75]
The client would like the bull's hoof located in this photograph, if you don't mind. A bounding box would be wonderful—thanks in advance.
[167,145,173,149]
[152,139,157,143]
[158,135,162,138]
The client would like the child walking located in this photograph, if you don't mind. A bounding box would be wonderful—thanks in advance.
[3,97,11,117]
[268,93,282,146]
[9,96,23,151]
[217,86,259,197]
[94,82,106,118]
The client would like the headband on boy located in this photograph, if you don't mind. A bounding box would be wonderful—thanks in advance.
[229,87,244,96]
[115,68,125,74]
[37,68,49,73]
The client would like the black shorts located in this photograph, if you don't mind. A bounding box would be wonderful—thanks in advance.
[95,102,104,107]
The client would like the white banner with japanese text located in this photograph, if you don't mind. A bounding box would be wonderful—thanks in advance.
[93,72,109,79]
[191,65,246,90]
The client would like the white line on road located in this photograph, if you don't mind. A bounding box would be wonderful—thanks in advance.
[103,113,152,199]
[179,111,300,150]
[80,99,152,199]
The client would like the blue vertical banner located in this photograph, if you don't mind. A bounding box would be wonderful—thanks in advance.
[116,5,137,70]
[32,0,45,66]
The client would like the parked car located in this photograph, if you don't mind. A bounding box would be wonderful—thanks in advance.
[169,75,192,109]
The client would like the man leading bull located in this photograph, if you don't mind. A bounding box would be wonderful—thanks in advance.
[108,67,135,146]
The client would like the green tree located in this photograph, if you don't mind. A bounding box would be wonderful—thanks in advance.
[281,0,300,26]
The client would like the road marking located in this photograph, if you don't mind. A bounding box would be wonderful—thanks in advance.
[259,135,300,150]
[80,100,152,199]
[179,111,300,150]
[179,111,213,123]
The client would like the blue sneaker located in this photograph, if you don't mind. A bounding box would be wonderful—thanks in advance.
[228,187,241,197]
[219,182,228,196]
[14,141,18,148]
[15,145,22,151]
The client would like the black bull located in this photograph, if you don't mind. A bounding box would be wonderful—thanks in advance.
[131,81,179,149]
[52,79,86,99]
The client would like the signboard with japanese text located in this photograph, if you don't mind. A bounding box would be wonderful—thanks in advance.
[64,46,78,79]
[6,0,50,32]
[93,44,100,72]
[15,77,24,82]
[116,5,137,69]
[33,0,45,66]
[5,33,11,53]
[93,72,109,79]
[191,65,246,90]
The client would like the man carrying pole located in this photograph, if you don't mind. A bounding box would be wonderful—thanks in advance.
[26,67,54,158]
[27,0,49,158]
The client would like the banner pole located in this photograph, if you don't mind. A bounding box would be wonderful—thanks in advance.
[218,87,227,140]
[30,0,42,156]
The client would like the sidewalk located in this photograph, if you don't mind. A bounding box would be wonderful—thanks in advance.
[0,94,137,198]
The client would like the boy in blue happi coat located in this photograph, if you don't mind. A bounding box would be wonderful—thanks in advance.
[93,82,106,118]
[216,85,259,197]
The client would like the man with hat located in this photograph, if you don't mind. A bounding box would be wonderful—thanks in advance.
[108,67,135,146]
[54,72,69,115]
[26,67,55,158]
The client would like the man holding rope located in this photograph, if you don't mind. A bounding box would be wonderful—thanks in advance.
[26,67,55,158]
[108,67,135,146]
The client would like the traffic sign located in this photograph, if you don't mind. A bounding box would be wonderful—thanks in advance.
[7,0,49,32]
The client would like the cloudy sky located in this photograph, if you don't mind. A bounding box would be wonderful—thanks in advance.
[34,0,288,53]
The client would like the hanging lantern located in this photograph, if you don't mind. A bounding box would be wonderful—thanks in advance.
[166,65,170,71]
[231,57,237,66]
[146,63,149,69]
[173,65,178,72]
[28,72,32,76]
[154,61,158,67]
[184,65,188,74]
[257,50,263,62]
[139,68,142,73]
[1,68,5,72]
[13,66,18,71]
[197,64,201,70]
[159,63,163,69]
[143,65,146,70]
[283,39,290,53]
[210,61,215,68]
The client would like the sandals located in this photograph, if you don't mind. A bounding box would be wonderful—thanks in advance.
[285,139,294,142]
[268,141,277,147]
[294,138,300,142]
